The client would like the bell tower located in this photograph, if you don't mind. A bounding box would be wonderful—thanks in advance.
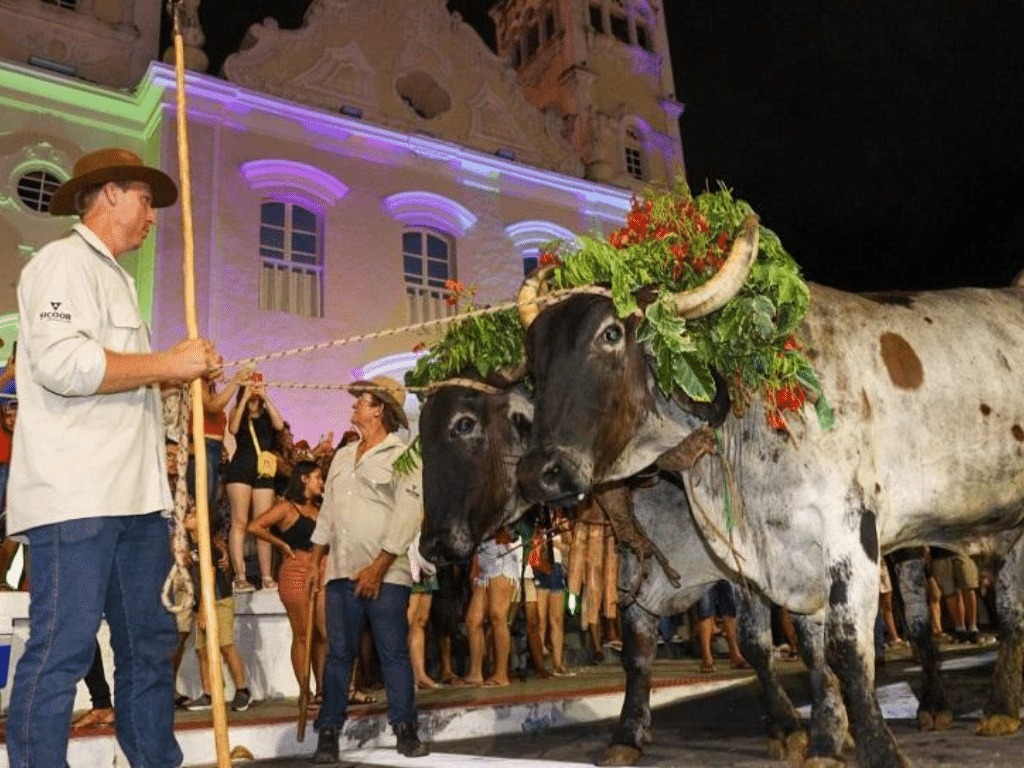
[489,0,684,189]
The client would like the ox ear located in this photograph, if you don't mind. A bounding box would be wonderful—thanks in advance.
[484,360,528,387]
[675,368,731,427]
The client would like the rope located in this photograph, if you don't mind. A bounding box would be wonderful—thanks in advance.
[223,284,612,370]
[261,377,506,396]
[161,386,194,614]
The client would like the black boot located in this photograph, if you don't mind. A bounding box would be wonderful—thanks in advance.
[310,725,339,764]
[393,721,429,757]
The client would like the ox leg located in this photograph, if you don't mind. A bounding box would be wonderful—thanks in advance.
[978,531,1024,736]
[733,588,809,761]
[893,554,952,731]
[597,600,657,766]
[790,612,850,762]
[824,536,910,768]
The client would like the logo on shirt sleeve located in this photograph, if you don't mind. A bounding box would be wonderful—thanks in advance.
[39,301,71,322]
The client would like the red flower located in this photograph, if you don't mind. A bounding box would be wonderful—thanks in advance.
[653,226,670,240]
[444,279,465,294]
[608,230,622,248]
[445,294,459,306]
[670,243,689,261]
[766,410,788,431]
[783,336,801,351]
[717,232,729,251]
[412,342,426,353]
[627,211,649,233]
[539,251,561,267]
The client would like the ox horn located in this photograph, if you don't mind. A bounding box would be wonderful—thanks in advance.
[517,266,557,329]
[667,214,760,319]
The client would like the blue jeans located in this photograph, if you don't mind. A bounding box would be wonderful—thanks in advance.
[6,513,182,768]
[186,438,223,517]
[314,578,416,731]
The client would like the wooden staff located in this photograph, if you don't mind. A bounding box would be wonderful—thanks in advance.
[170,2,231,766]
[297,579,318,741]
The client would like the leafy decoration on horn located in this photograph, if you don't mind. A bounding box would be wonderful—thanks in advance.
[405,180,833,433]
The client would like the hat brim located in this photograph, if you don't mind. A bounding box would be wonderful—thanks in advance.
[350,380,409,429]
[48,165,178,217]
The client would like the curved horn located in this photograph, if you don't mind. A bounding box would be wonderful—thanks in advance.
[517,265,556,328]
[668,214,760,319]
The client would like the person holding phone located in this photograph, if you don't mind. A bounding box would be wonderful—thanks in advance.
[226,371,284,591]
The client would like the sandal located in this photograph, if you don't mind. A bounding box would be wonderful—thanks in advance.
[233,577,254,593]
[71,708,115,730]
[261,576,277,590]
[699,662,716,673]
[348,690,375,705]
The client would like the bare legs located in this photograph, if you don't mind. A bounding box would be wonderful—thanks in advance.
[407,591,437,689]
[227,482,276,586]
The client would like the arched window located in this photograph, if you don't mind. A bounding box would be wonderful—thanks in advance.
[258,200,324,318]
[402,228,456,322]
[624,126,646,181]
[524,9,540,60]
[16,169,62,213]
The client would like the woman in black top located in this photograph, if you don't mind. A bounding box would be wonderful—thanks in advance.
[249,460,325,701]
[226,377,284,592]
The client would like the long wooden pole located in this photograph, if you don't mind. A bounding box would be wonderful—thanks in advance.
[296,579,317,741]
[171,3,232,766]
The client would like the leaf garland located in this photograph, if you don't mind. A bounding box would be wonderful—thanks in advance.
[406,181,833,433]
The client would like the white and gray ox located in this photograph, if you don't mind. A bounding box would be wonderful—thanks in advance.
[515,219,1024,768]
[416,381,849,765]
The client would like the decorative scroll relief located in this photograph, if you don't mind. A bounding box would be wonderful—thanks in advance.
[286,43,379,110]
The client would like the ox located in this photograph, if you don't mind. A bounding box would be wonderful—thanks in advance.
[417,381,849,765]
[515,220,1024,767]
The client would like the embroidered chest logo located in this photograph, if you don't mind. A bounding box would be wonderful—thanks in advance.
[40,301,71,322]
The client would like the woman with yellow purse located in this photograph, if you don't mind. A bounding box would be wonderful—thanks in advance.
[226,373,285,592]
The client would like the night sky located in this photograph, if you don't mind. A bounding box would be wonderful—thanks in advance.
[164,1,1024,292]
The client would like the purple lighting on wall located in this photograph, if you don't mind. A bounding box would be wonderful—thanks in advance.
[381,191,478,237]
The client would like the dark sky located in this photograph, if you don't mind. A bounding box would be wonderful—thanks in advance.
[164,1,1024,292]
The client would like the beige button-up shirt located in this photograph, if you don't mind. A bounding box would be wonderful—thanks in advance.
[8,224,171,535]
[311,432,422,587]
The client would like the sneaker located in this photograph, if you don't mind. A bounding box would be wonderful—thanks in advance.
[231,687,251,712]
[393,721,428,757]
[311,725,339,764]
[184,693,212,711]
[233,578,254,593]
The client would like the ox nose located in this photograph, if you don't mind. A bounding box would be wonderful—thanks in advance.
[517,448,584,506]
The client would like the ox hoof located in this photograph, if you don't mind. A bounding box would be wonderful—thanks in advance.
[640,728,653,746]
[785,730,810,762]
[802,757,845,768]
[767,729,810,762]
[976,714,1022,737]
[918,708,953,731]
[595,744,642,766]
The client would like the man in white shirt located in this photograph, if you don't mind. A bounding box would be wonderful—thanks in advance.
[6,147,218,768]
[307,376,428,762]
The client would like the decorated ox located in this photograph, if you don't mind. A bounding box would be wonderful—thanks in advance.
[515,220,1024,767]
[416,381,849,765]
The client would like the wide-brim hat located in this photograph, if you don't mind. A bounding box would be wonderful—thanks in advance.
[350,376,409,429]
[49,147,178,217]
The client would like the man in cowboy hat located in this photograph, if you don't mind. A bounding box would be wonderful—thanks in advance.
[306,375,430,762]
[6,147,219,768]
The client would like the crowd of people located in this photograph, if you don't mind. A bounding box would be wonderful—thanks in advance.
[0,147,1002,768]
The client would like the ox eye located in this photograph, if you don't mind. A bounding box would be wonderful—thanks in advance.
[602,325,623,343]
[451,415,475,437]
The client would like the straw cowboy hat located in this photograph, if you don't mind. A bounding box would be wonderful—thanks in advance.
[49,147,178,217]
[350,376,409,429]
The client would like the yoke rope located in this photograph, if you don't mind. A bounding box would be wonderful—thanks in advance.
[223,284,612,370]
